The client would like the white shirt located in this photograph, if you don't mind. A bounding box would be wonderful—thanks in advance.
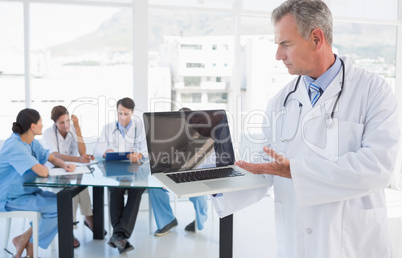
[42,124,79,156]
[94,116,147,158]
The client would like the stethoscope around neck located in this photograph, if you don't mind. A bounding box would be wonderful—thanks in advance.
[54,124,71,153]
[113,121,136,139]
[113,122,127,135]
[280,59,345,142]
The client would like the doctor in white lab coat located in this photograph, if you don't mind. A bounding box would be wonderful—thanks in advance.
[94,98,177,253]
[212,1,400,258]
[42,105,96,248]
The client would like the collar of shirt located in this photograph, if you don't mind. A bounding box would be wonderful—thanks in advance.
[12,132,29,147]
[12,132,35,157]
[118,120,132,138]
[303,54,342,93]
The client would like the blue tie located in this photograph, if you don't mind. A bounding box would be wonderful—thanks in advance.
[309,83,321,106]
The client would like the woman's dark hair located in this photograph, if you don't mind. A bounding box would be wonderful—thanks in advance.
[116,97,135,111]
[51,105,69,122]
[12,108,41,134]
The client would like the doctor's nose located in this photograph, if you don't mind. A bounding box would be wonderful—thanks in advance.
[275,47,285,61]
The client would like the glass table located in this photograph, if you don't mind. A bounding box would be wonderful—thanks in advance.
[24,160,234,258]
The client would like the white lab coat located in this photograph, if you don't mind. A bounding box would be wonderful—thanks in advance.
[213,57,400,258]
[94,116,147,158]
[42,124,79,156]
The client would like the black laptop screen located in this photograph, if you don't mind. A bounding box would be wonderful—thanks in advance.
[143,110,235,173]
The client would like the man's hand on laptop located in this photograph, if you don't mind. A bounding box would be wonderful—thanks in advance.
[127,152,143,163]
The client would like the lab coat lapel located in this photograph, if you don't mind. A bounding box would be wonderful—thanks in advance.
[121,122,137,151]
[292,78,311,108]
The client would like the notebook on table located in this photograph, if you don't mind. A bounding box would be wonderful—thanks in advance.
[143,109,269,198]
[105,152,130,161]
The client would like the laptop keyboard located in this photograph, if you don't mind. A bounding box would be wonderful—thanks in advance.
[167,167,245,183]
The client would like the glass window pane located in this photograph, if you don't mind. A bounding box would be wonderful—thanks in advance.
[0,2,25,140]
[181,93,202,103]
[243,0,399,22]
[242,0,285,13]
[328,0,398,21]
[207,92,227,103]
[30,4,129,139]
[333,22,397,90]
[149,9,233,111]
[240,16,293,115]
[150,0,234,10]
[184,76,201,86]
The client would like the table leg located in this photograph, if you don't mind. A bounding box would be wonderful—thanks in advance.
[220,214,233,258]
[57,186,86,258]
[92,186,105,239]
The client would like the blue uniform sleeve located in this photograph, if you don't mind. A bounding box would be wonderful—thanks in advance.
[32,139,50,164]
[8,145,39,176]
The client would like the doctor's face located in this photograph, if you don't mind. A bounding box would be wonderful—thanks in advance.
[117,104,133,127]
[274,14,317,77]
[55,114,71,134]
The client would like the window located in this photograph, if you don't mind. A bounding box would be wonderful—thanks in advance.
[149,9,233,111]
[186,63,205,68]
[184,76,201,86]
[207,93,227,103]
[0,2,25,139]
[181,44,202,50]
[181,93,202,103]
[29,4,128,138]
[1,0,401,148]
[333,22,397,79]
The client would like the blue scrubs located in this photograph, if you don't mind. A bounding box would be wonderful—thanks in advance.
[0,133,58,249]
[149,190,207,230]
[148,189,176,229]
[189,196,208,230]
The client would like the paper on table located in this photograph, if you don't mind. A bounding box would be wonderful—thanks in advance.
[49,166,91,176]
[66,159,99,166]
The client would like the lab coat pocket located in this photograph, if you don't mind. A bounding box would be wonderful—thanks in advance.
[341,206,391,258]
[338,121,363,156]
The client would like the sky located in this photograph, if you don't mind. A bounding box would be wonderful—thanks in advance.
[0,2,121,50]
[0,0,398,52]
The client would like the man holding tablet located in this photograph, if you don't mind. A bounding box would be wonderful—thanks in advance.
[94,97,177,254]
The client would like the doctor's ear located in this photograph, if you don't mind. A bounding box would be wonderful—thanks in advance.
[311,28,324,48]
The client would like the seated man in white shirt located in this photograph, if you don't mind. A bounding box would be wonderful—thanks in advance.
[94,97,177,254]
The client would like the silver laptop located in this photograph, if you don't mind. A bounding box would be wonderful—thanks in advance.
[143,109,269,198]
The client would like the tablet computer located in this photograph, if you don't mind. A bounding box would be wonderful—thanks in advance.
[105,152,130,161]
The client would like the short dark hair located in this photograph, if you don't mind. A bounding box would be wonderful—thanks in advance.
[51,105,69,122]
[12,108,41,134]
[116,97,135,111]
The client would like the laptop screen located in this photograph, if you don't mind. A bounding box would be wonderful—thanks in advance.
[143,110,235,174]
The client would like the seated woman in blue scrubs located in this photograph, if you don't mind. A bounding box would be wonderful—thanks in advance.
[0,108,75,258]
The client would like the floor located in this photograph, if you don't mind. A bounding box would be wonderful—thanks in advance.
[3,189,402,258]
[1,192,277,258]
